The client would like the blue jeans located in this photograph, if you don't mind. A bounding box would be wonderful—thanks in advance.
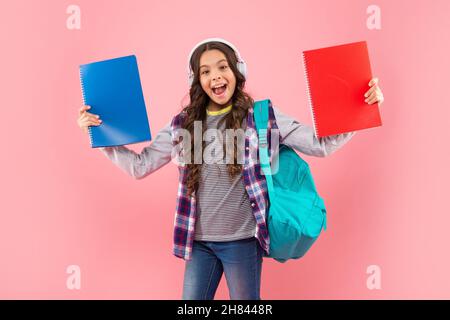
[182,237,263,300]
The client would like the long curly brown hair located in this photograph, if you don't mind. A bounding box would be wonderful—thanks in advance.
[182,41,254,197]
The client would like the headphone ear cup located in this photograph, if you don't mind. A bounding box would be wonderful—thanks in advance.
[237,61,247,78]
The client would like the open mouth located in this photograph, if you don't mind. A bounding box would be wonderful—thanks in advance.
[212,84,227,97]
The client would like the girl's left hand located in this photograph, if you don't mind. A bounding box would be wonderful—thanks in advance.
[364,77,384,106]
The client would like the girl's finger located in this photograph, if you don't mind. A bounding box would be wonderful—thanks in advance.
[366,93,382,105]
[82,117,102,125]
[80,113,100,122]
[84,112,100,119]
[83,120,102,127]
[364,85,378,98]
[366,97,377,105]
[79,105,91,116]
[365,91,376,103]
[369,77,379,86]
[91,116,102,123]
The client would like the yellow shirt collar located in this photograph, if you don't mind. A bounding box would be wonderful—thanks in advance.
[206,104,232,116]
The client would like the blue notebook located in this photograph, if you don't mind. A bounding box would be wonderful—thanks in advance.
[79,55,152,148]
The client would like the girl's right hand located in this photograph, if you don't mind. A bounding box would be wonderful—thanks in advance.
[77,105,102,134]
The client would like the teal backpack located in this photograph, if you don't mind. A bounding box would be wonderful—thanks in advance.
[254,99,328,263]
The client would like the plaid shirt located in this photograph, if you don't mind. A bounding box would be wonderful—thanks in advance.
[170,102,279,261]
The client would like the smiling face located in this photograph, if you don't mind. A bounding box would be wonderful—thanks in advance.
[199,49,237,111]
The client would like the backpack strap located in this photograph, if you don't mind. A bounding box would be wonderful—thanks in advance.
[253,99,275,204]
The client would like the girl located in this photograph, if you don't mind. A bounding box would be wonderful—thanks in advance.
[76,38,384,300]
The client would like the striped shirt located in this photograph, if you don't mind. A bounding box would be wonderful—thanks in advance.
[194,107,255,241]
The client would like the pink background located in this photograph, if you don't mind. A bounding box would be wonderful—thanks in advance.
[1,0,449,299]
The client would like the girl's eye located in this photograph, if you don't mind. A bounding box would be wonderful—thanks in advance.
[201,66,227,75]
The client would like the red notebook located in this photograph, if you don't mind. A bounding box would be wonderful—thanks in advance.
[302,41,382,138]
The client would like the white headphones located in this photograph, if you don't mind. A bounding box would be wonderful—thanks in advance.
[186,37,247,87]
